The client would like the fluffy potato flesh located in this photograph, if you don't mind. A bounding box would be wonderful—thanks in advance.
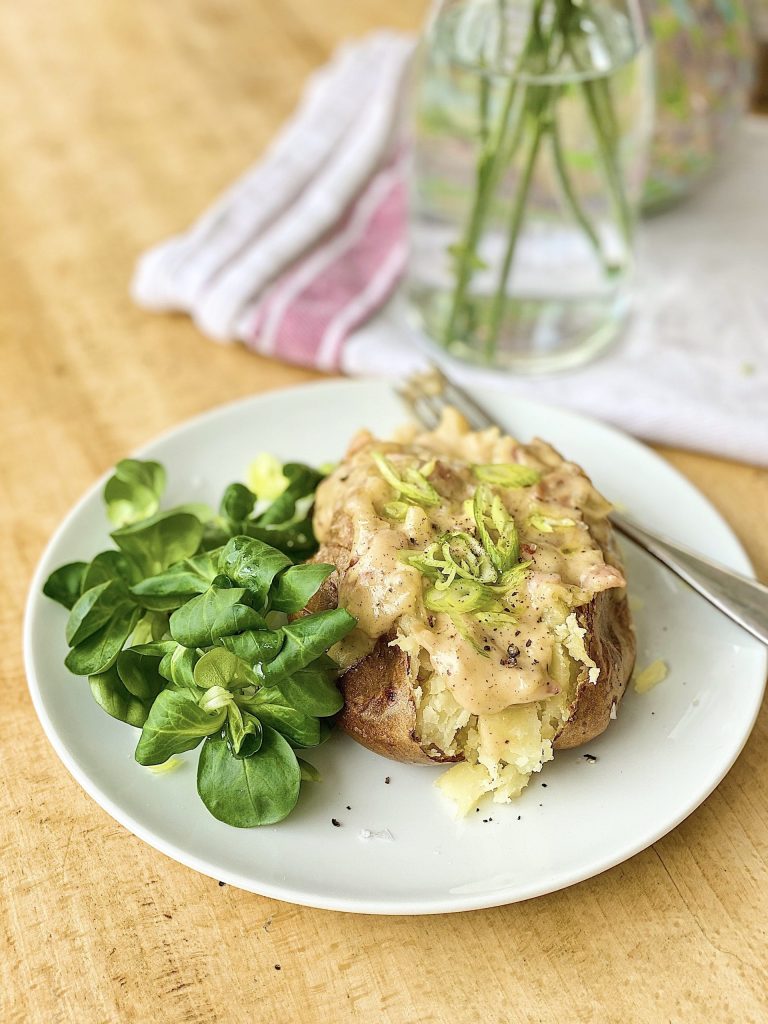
[312,408,635,813]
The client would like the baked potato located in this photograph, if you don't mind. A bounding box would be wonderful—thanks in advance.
[308,407,635,813]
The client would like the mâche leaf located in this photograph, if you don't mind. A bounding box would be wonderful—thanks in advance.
[159,644,201,694]
[242,701,322,747]
[89,665,152,728]
[256,463,323,527]
[104,459,166,528]
[66,580,132,647]
[82,550,143,592]
[219,536,291,606]
[225,704,263,758]
[244,517,317,559]
[129,611,169,646]
[65,604,141,676]
[117,643,173,702]
[260,609,356,685]
[247,453,288,502]
[43,562,88,610]
[134,690,227,766]
[215,629,284,666]
[193,648,259,691]
[270,562,335,614]
[169,586,265,648]
[297,758,321,783]
[44,450,340,830]
[112,511,203,577]
[273,658,343,717]
[130,547,223,610]
[197,728,301,827]
[220,483,256,525]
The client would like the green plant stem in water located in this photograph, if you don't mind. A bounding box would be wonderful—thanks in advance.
[486,104,546,354]
[549,112,610,272]
[442,75,521,346]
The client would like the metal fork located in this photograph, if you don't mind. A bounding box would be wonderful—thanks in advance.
[395,366,768,647]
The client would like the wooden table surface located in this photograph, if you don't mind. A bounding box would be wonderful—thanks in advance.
[2,2,767,1021]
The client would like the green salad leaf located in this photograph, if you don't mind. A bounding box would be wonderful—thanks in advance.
[192,647,259,691]
[65,604,141,676]
[117,643,173,702]
[104,459,166,528]
[197,728,301,827]
[226,704,263,758]
[169,586,265,647]
[112,511,203,576]
[297,758,321,783]
[135,690,227,766]
[43,450,354,829]
[270,562,335,614]
[256,463,322,527]
[42,562,88,610]
[82,550,142,591]
[271,658,344,717]
[159,644,201,694]
[260,609,357,685]
[130,547,222,610]
[219,535,291,606]
[215,628,283,666]
[89,665,152,728]
[220,483,256,526]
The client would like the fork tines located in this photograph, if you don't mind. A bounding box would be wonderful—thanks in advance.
[396,364,497,433]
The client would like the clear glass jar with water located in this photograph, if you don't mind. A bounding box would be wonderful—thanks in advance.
[407,0,654,374]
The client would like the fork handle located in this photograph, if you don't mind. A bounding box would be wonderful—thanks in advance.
[611,513,768,646]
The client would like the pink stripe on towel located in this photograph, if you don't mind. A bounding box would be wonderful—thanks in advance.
[242,154,408,370]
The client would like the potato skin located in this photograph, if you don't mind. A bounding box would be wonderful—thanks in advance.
[310,530,635,764]
[554,588,635,749]
[337,639,458,765]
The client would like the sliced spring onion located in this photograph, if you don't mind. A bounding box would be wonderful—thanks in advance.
[473,485,520,573]
[371,452,440,507]
[383,500,410,521]
[473,464,541,488]
[424,579,500,616]
[528,512,577,534]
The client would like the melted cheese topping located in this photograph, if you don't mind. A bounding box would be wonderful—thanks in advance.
[315,407,625,720]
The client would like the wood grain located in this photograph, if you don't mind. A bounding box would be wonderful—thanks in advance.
[1,2,766,1022]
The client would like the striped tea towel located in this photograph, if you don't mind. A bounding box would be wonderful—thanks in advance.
[132,32,413,370]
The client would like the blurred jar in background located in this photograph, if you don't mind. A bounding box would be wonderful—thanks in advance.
[643,0,754,212]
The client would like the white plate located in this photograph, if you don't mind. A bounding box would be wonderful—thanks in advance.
[24,380,767,915]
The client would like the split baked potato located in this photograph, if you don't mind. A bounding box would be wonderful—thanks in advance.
[308,407,635,813]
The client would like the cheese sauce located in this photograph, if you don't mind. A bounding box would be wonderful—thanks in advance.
[314,409,625,717]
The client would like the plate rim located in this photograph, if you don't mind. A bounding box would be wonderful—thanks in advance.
[23,378,768,914]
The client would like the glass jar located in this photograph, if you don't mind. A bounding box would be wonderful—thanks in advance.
[644,0,754,212]
[406,0,654,374]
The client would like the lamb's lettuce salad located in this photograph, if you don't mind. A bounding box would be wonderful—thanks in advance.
[43,457,355,827]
